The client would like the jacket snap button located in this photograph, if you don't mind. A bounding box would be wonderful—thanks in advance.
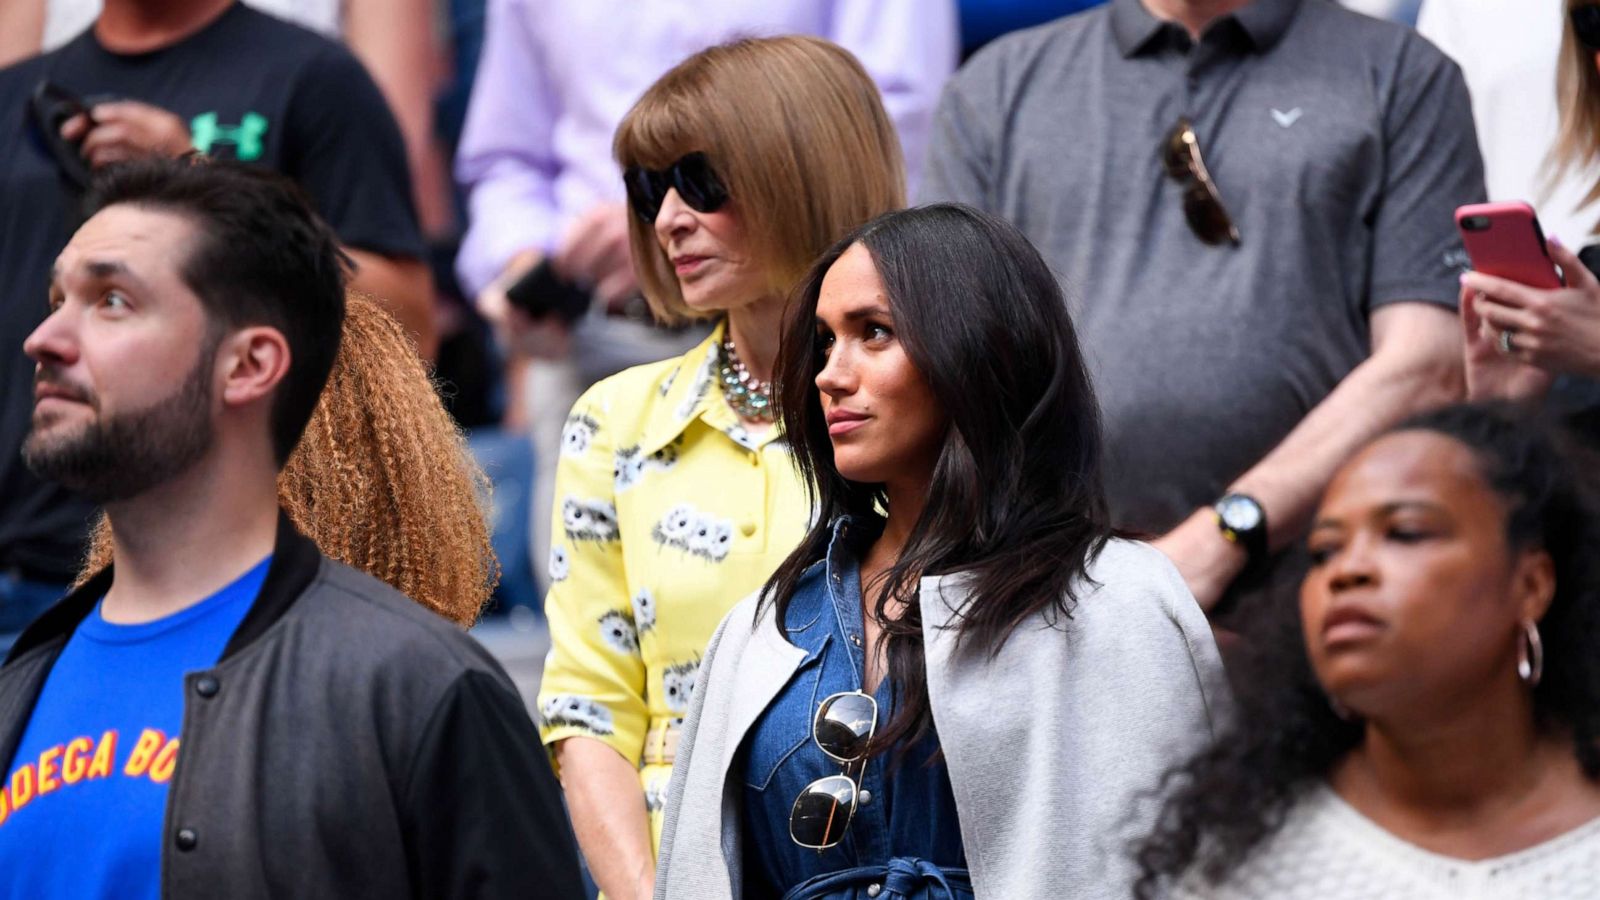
[195,677,220,698]
[866,885,881,898]
[858,789,873,807]
[175,828,198,851]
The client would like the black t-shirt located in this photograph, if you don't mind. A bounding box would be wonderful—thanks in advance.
[0,4,424,580]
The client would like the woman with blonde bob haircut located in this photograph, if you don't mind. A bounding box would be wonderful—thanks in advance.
[535,35,904,900]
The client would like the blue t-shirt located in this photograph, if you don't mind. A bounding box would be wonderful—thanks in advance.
[0,555,271,900]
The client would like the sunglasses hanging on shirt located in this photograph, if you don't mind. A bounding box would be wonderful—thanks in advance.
[623,152,730,223]
[1162,117,1241,247]
[788,690,878,851]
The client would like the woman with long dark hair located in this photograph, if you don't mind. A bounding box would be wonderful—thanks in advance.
[1134,402,1600,899]
[654,204,1225,899]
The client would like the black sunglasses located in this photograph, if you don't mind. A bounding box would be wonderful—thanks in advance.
[789,691,877,851]
[1162,117,1240,247]
[1573,5,1600,50]
[623,152,729,223]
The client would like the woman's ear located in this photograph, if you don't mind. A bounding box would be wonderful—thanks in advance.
[217,326,292,409]
[1513,547,1557,623]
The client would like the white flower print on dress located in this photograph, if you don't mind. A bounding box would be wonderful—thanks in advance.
[540,694,615,735]
[675,352,715,421]
[631,588,657,634]
[644,771,671,812]
[562,497,620,543]
[560,413,599,458]
[548,545,569,583]
[613,439,680,492]
[650,503,734,562]
[662,658,700,714]
[597,609,639,653]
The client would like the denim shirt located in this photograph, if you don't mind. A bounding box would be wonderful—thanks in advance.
[738,519,969,900]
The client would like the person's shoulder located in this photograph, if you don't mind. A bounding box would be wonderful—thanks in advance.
[1076,538,1204,629]
[569,335,716,435]
[292,558,506,683]
[0,46,58,99]
[216,5,370,83]
[1294,1,1456,72]
[950,8,1107,95]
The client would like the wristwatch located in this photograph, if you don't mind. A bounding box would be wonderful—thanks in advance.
[1213,493,1268,564]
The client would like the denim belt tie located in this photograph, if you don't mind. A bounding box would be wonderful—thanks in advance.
[780,857,973,900]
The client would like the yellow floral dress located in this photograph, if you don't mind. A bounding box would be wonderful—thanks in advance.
[536,321,809,850]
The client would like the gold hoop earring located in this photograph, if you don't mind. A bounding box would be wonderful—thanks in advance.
[1517,619,1544,687]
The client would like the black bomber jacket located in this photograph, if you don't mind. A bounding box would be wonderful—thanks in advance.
[0,515,585,899]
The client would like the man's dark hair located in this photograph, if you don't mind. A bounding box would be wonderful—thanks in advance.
[84,158,347,465]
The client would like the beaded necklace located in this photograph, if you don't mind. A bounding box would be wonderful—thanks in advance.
[716,336,775,424]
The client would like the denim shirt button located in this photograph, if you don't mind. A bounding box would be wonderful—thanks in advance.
[859,788,873,806]
[866,884,882,898]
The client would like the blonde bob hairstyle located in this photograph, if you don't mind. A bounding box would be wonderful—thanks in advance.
[614,35,906,324]
[1553,0,1600,228]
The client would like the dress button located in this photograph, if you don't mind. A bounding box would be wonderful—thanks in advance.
[740,521,757,537]
[866,884,881,898]
[858,789,873,806]
[195,677,219,698]
[175,828,198,851]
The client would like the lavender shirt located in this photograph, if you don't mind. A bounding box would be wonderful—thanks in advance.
[453,0,958,295]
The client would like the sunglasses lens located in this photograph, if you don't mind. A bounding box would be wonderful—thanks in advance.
[1162,125,1193,180]
[1183,184,1238,246]
[789,774,856,850]
[624,167,662,223]
[674,153,729,214]
[1575,7,1600,49]
[814,692,877,762]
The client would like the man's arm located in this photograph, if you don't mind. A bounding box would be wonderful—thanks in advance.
[0,0,43,68]
[401,670,587,899]
[454,0,561,300]
[1156,302,1464,611]
[343,249,436,360]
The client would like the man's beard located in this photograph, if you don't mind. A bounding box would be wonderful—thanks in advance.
[23,349,217,505]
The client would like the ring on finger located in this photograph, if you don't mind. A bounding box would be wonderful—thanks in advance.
[1498,328,1517,355]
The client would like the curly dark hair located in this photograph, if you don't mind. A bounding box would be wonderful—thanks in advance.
[1132,402,1600,898]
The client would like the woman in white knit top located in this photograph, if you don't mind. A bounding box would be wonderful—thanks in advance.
[1135,403,1600,899]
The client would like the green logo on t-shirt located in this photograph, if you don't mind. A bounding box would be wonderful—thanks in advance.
[190,112,269,161]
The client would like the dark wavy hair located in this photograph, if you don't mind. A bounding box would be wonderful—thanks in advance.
[761,203,1111,755]
[1132,402,1600,898]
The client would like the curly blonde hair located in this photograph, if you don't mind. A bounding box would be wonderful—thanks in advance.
[78,294,498,627]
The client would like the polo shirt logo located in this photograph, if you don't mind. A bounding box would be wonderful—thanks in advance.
[1270,108,1304,128]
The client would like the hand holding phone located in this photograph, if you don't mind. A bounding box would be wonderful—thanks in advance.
[28,80,94,190]
[1455,201,1562,289]
[504,260,593,324]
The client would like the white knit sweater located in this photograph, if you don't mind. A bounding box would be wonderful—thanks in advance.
[1174,784,1600,899]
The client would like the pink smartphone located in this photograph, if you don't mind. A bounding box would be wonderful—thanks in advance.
[1455,201,1563,289]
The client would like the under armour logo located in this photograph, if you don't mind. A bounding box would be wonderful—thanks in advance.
[190,112,270,161]
[1270,108,1304,128]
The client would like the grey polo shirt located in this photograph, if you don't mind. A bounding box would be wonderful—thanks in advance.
[921,0,1485,535]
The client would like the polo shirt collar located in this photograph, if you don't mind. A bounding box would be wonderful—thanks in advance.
[1110,0,1302,57]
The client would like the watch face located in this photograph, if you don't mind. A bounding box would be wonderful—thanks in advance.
[1219,496,1262,532]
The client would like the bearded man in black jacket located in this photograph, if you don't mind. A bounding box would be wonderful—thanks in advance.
[0,158,583,899]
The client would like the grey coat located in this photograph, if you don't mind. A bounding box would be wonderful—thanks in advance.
[654,538,1227,899]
